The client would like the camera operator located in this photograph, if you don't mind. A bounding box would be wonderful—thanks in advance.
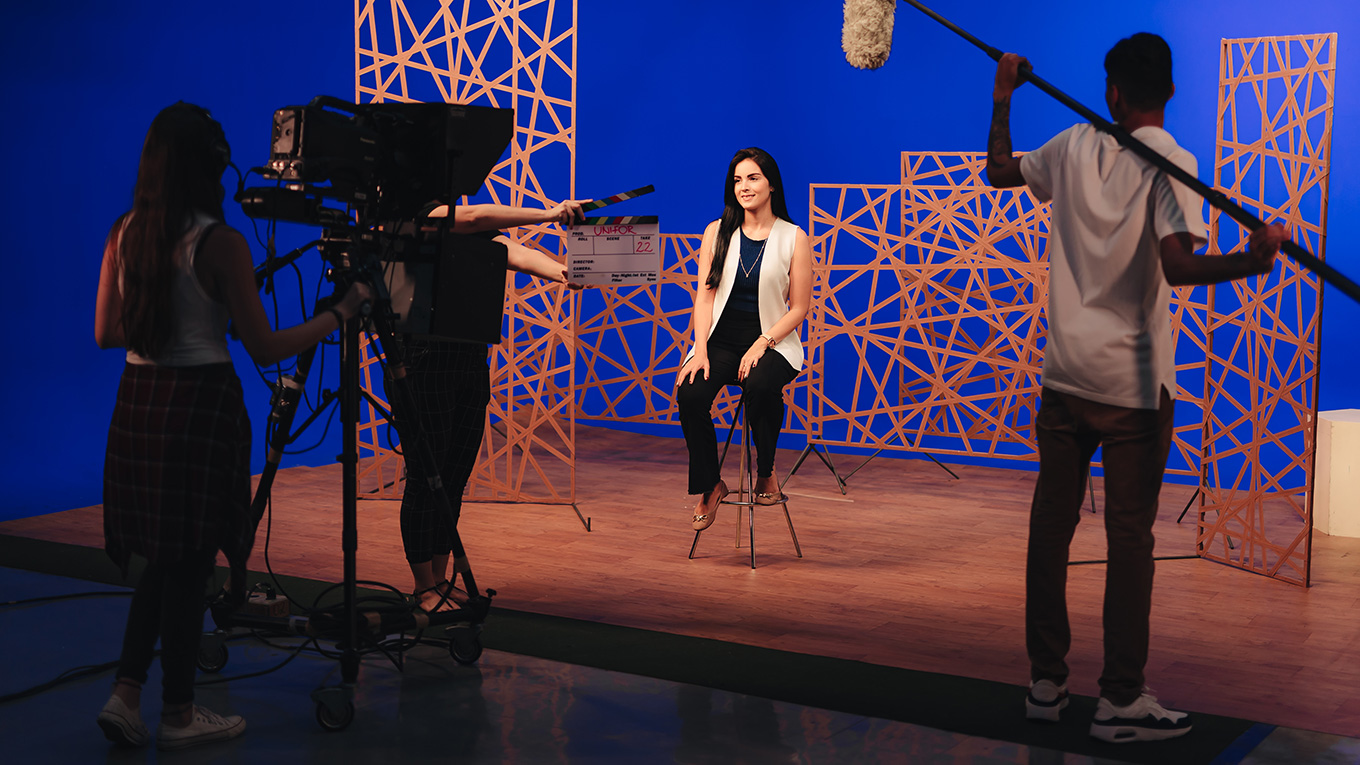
[400,199,584,613]
[93,102,370,750]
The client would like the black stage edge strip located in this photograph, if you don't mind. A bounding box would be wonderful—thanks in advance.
[0,533,1252,764]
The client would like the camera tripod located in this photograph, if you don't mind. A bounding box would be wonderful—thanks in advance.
[202,224,493,731]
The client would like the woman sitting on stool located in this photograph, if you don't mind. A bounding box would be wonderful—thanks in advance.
[676,147,812,531]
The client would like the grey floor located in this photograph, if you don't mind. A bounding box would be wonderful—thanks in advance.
[0,566,1353,764]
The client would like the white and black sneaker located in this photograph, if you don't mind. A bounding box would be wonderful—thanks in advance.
[1089,693,1192,743]
[1025,679,1069,722]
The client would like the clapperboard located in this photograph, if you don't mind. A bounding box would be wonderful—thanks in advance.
[566,185,660,286]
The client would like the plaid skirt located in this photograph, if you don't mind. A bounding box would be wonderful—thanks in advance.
[103,362,254,576]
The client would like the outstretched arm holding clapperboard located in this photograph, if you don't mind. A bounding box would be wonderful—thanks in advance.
[563,185,663,286]
[425,199,587,286]
[423,186,656,287]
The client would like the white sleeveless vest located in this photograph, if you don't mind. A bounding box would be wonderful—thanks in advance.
[693,217,804,371]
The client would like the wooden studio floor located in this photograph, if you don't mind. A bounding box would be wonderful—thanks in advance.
[5,423,1360,738]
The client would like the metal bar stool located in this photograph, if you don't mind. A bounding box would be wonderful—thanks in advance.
[688,390,803,569]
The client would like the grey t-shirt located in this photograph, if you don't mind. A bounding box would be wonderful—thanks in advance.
[1021,123,1208,410]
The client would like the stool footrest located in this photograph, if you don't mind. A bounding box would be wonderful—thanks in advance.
[687,387,803,568]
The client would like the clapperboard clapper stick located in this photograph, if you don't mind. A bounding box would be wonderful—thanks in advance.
[581,185,656,213]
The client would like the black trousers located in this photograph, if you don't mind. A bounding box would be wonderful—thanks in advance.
[115,552,214,705]
[1026,386,1174,706]
[397,339,491,564]
[676,309,798,494]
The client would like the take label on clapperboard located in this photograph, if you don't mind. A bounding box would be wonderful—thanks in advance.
[567,216,660,286]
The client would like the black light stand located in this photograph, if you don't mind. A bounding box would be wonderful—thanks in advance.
[781,442,848,494]
[782,435,959,496]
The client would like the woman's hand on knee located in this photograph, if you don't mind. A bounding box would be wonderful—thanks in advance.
[737,342,767,382]
[679,354,710,386]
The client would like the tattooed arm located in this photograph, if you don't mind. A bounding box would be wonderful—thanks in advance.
[985,52,1029,188]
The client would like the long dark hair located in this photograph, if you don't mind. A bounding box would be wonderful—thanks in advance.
[110,102,229,358]
[706,147,794,290]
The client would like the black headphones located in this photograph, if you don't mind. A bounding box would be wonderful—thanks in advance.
[173,101,231,176]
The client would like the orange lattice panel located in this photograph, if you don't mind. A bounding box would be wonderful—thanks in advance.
[354,0,577,504]
[806,157,1052,459]
[575,234,709,423]
[802,154,1220,477]
[1197,34,1335,585]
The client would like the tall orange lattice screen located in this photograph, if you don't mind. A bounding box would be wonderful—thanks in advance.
[804,156,1205,478]
[805,171,1045,461]
[1196,34,1335,585]
[353,0,578,507]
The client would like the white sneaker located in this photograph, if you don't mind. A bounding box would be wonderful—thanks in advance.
[97,694,150,747]
[1089,693,1192,743]
[157,705,246,750]
[1025,679,1069,722]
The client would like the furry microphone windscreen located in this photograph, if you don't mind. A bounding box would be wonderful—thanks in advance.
[842,0,896,70]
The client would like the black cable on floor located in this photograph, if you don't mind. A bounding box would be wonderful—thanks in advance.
[1,591,131,607]
[0,660,121,704]
[2,575,445,704]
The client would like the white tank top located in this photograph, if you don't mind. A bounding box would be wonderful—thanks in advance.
[123,211,232,367]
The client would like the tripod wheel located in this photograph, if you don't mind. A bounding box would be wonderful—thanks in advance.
[315,700,355,731]
[448,623,484,665]
[196,637,228,674]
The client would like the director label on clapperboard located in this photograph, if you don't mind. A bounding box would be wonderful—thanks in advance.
[567,215,661,286]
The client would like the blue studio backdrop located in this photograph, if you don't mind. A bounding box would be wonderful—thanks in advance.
[3,0,1357,522]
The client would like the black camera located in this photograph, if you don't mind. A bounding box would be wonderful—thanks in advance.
[237,96,517,344]
[237,96,514,225]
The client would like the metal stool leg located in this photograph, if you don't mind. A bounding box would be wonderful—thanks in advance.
[692,399,744,561]
[735,404,747,549]
[690,389,804,568]
[745,411,756,569]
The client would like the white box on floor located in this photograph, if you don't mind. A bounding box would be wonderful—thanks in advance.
[1315,409,1360,537]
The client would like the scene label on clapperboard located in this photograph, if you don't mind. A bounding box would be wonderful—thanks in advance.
[566,185,660,286]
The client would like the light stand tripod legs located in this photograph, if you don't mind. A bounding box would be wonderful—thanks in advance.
[1174,486,1233,552]
[784,434,960,496]
[840,445,961,484]
[782,442,848,494]
[1176,487,1201,524]
[919,450,960,480]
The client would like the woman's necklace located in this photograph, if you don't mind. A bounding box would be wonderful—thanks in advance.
[740,233,767,279]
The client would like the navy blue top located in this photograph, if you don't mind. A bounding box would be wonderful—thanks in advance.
[728,229,764,314]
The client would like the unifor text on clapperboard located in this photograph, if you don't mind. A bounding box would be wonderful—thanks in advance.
[567,216,660,286]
